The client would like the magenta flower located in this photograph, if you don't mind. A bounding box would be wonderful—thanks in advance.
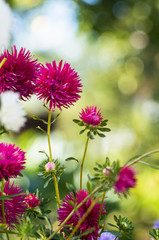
[0,46,40,100]
[0,181,27,229]
[58,190,106,240]
[35,60,82,111]
[79,105,103,127]
[25,193,41,208]
[114,166,137,194]
[0,143,26,181]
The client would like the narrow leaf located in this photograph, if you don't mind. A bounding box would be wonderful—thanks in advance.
[138,161,159,170]
[73,119,81,124]
[97,132,105,137]
[32,115,48,124]
[65,157,79,163]
[36,126,47,134]
[80,129,86,135]
[98,127,111,132]
[106,230,122,237]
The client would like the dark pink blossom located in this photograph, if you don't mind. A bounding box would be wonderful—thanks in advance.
[58,190,106,240]
[114,166,137,194]
[25,193,41,208]
[35,60,82,111]
[0,143,26,180]
[0,181,27,229]
[0,46,40,100]
[79,105,103,127]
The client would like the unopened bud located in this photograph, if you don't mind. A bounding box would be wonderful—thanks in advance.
[45,162,55,172]
[103,167,112,176]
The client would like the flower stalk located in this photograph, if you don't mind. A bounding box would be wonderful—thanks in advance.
[126,149,159,167]
[80,136,89,189]
[99,190,106,223]
[47,110,60,207]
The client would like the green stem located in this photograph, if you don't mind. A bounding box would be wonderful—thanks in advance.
[0,58,7,69]
[98,190,106,223]
[47,110,60,207]
[1,179,10,240]
[47,110,53,162]
[80,136,89,189]
[67,195,102,240]
[126,149,159,167]
[47,184,103,240]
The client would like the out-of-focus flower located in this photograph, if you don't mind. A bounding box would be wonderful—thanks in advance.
[35,60,82,111]
[58,189,106,240]
[0,46,40,100]
[153,220,159,229]
[0,91,26,132]
[0,0,12,49]
[45,161,55,172]
[79,105,103,127]
[103,167,112,176]
[0,142,26,180]
[114,166,136,194]
[0,181,27,229]
[24,193,41,208]
[98,231,118,240]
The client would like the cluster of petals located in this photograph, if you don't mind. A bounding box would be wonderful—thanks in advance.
[0,181,27,229]
[79,105,103,127]
[58,189,106,240]
[153,220,159,229]
[98,231,117,240]
[0,142,26,181]
[0,45,40,100]
[0,91,26,132]
[25,193,41,208]
[114,166,136,194]
[35,60,82,111]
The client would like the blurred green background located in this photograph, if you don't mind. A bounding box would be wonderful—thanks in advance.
[1,0,159,239]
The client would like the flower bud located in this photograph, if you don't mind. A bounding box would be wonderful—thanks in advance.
[45,162,55,172]
[103,167,112,176]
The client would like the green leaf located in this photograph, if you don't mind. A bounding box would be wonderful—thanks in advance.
[80,129,86,134]
[65,157,79,163]
[51,112,61,124]
[87,180,93,193]
[138,161,159,170]
[32,115,48,124]
[38,150,49,159]
[98,127,111,132]
[73,119,81,124]
[87,131,94,139]
[97,132,105,137]
[106,230,122,237]
[107,223,119,229]
[43,179,52,188]
[0,193,24,200]
[66,183,76,197]
[36,126,47,134]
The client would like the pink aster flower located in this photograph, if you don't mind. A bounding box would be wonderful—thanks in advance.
[35,60,82,111]
[25,193,41,208]
[0,181,27,229]
[0,45,40,100]
[79,105,103,127]
[58,190,106,240]
[114,166,137,194]
[45,161,55,172]
[0,143,26,181]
